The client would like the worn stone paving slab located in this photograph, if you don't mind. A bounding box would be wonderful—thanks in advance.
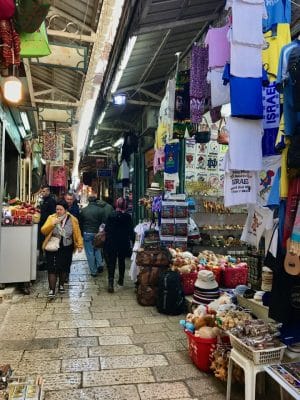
[109,317,143,327]
[23,347,88,360]
[90,305,126,312]
[79,327,133,336]
[0,350,24,364]
[61,357,99,372]
[91,311,122,319]
[98,335,133,345]
[35,328,78,338]
[14,359,61,374]
[0,338,58,351]
[100,354,168,369]
[164,351,193,365]
[39,373,81,391]
[37,313,92,322]
[137,382,191,400]
[83,368,155,387]
[25,338,59,350]
[58,319,109,329]
[120,310,154,318]
[153,364,206,382]
[131,332,169,344]
[89,344,144,357]
[44,385,140,400]
[143,316,170,324]
[143,340,186,354]
[58,337,98,348]
[0,327,36,340]
[132,323,167,334]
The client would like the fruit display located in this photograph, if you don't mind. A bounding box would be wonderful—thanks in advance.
[1,199,40,226]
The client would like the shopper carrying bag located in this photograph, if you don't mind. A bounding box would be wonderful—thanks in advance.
[41,199,83,298]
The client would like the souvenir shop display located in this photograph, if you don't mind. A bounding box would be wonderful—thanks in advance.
[0,366,43,400]
[1,199,40,226]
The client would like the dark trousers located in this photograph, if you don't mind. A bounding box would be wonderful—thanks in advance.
[107,251,126,284]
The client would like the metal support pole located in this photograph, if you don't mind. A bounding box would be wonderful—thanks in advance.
[0,119,6,284]
[178,138,185,194]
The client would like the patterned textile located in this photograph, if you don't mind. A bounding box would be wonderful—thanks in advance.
[48,165,67,187]
[173,70,191,139]
[190,45,209,123]
[42,133,58,161]
[283,177,300,249]
[0,19,20,68]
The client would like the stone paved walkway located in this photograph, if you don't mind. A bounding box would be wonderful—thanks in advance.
[0,258,236,400]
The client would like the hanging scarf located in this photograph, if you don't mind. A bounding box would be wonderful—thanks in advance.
[283,177,300,248]
[290,200,300,255]
[190,45,209,124]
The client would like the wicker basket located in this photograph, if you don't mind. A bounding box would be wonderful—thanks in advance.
[229,334,286,365]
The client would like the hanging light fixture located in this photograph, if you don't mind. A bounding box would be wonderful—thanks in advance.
[2,66,22,104]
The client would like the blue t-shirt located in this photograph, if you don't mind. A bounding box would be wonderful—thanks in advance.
[164,143,179,174]
[263,0,291,33]
[267,168,280,209]
[262,128,279,156]
[223,63,269,119]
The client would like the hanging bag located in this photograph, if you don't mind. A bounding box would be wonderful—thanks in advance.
[14,0,50,34]
[194,116,211,144]
[20,22,51,58]
[217,117,229,145]
[0,0,15,20]
[45,236,60,252]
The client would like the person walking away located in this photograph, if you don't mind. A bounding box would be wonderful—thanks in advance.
[105,197,135,293]
[38,185,56,268]
[41,200,83,298]
[96,197,114,223]
[79,193,104,277]
[65,191,80,219]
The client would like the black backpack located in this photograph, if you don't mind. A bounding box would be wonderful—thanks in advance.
[156,270,186,315]
[288,45,300,112]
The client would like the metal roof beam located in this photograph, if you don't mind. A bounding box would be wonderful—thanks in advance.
[116,77,166,93]
[32,77,79,101]
[34,89,53,97]
[48,6,95,34]
[47,29,96,43]
[134,14,218,35]
[35,99,80,107]
[23,59,39,133]
[139,88,162,101]
[126,99,160,107]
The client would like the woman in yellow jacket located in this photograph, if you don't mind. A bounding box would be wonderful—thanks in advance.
[41,199,83,298]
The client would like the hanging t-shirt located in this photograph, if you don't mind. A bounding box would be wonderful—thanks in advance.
[226,0,267,47]
[262,23,291,81]
[262,128,279,157]
[207,68,230,108]
[224,169,259,207]
[164,172,179,193]
[223,63,269,119]
[267,168,281,208]
[164,143,179,174]
[229,39,262,78]
[258,155,281,206]
[263,82,280,130]
[204,24,230,68]
[153,148,165,174]
[241,204,274,248]
[263,0,291,32]
[227,117,263,171]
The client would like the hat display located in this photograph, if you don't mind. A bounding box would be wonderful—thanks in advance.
[146,182,163,196]
[193,270,219,305]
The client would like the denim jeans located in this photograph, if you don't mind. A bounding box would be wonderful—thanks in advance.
[83,232,103,275]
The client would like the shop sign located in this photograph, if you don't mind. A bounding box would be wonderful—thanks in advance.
[97,169,112,177]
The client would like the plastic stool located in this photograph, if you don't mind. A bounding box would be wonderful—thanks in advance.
[226,348,277,400]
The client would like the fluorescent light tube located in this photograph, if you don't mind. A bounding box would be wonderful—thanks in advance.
[19,126,26,138]
[111,35,137,94]
[100,146,112,151]
[98,111,106,125]
[20,112,30,131]
[94,128,98,136]
[89,139,94,147]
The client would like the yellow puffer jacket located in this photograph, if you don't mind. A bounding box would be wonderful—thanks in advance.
[41,212,83,251]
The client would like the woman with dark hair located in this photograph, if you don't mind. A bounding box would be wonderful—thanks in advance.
[104,197,135,293]
[41,199,83,298]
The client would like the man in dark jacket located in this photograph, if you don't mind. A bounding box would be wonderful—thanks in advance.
[96,198,113,223]
[38,185,56,266]
[79,194,104,277]
[65,192,80,219]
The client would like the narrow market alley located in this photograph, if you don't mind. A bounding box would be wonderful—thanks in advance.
[0,256,234,400]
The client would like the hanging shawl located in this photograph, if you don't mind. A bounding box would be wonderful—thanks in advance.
[283,177,300,248]
[173,70,191,139]
[190,45,209,124]
[0,19,20,68]
[42,133,58,161]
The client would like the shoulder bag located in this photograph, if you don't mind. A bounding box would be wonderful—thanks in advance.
[45,236,60,252]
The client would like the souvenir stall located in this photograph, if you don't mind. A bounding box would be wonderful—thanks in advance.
[131,1,300,397]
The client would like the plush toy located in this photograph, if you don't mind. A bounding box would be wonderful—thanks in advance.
[195,326,220,339]
[179,313,195,333]
[208,293,233,313]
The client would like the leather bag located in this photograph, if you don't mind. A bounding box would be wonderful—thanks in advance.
[217,118,229,145]
[136,248,171,267]
[194,116,211,144]
[93,231,106,249]
[14,0,50,33]
[45,236,60,252]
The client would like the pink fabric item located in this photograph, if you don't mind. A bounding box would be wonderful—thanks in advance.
[0,0,15,20]
[153,149,165,174]
[204,24,230,68]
